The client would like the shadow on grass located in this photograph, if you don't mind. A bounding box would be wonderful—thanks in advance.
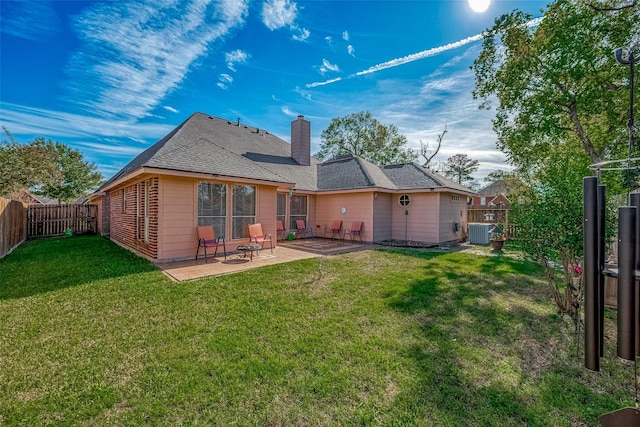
[0,235,157,300]
[386,252,620,425]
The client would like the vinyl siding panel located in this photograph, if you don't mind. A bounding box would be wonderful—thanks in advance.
[158,176,196,260]
[315,192,373,241]
[372,193,392,241]
[438,192,466,242]
[390,193,439,243]
[255,185,278,246]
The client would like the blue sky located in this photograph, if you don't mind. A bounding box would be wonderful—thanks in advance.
[0,0,549,183]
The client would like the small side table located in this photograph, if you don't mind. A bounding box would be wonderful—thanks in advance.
[236,244,262,261]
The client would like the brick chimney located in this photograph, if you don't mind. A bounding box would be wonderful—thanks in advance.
[291,115,310,166]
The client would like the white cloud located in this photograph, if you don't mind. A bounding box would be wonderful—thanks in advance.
[347,45,355,57]
[325,36,333,45]
[342,30,349,41]
[218,73,234,90]
[306,77,342,88]
[294,86,314,101]
[357,33,484,78]
[74,140,147,157]
[0,101,175,177]
[163,106,179,114]
[66,0,249,121]
[0,1,60,40]
[0,102,172,142]
[281,106,299,117]
[293,27,310,41]
[261,0,298,30]
[319,59,340,75]
[226,49,249,71]
[261,0,309,42]
[307,17,543,88]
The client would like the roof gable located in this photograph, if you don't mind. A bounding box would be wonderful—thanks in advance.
[104,112,319,189]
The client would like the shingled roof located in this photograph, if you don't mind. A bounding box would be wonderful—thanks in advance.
[317,154,396,190]
[103,112,475,196]
[382,163,474,194]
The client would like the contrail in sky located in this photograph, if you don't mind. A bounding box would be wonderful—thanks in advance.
[306,17,544,89]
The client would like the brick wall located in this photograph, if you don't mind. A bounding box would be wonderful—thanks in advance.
[109,177,159,259]
[93,194,111,236]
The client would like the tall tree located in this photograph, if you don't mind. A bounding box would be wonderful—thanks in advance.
[36,141,104,203]
[316,111,417,166]
[443,153,479,185]
[0,134,61,196]
[0,136,103,202]
[471,0,639,171]
[471,1,637,314]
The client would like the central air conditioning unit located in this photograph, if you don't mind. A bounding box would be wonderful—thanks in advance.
[468,223,492,245]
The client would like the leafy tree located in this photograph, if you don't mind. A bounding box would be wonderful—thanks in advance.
[0,135,103,203]
[316,111,417,166]
[472,0,637,314]
[484,170,517,183]
[442,153,479,185]
[36,141,104,203]
[511,143,591,313]
[0,133,60,196]
[471,0,639,171]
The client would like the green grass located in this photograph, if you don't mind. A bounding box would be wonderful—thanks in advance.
[0,236,634,426]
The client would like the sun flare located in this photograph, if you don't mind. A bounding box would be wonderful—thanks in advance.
[468,0,490,13]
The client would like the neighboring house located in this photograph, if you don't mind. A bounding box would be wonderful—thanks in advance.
[470,180,512,206]
[10,190,58,206]
[91,112,476,262]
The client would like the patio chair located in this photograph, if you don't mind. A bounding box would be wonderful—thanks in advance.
[345,221,363,243]
[276,220,287,241]
[295,219,313,239]
[196,225,226,262]
[248,223,273,253]
[324,220,343,239]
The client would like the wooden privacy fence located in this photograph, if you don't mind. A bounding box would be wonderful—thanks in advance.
[0,197,27,259]
[27,204,97,238]
[467,205,510,224]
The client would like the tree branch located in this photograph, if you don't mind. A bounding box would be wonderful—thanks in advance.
[421,125,447,167]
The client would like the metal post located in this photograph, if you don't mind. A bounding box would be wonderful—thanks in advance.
[618,206,636,361]
[584,176,600,371]
[598,185,606,357]
[631,193,640,357]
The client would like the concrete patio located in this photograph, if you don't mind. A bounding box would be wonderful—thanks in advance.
[157,238,376,282]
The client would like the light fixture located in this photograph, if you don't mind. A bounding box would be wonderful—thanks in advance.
[613,42,639,191]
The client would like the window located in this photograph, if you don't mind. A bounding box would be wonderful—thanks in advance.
[198,182,226,238]
[398,194,411,207]
[451,195,460,202]
[277,193,287,227]
[232,185,256,239]
[290,195,307,230]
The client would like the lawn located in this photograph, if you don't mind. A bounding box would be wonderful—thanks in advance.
[0,236,634,426]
